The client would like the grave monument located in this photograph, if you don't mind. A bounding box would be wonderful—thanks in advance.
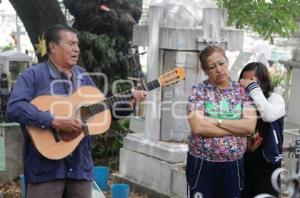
[118,0,244,197]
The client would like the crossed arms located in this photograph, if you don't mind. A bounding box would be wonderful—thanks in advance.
[187,106,257,137]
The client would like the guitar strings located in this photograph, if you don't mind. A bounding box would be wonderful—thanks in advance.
[81,71,173,117]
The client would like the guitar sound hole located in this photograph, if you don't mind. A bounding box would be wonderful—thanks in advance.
[78,106,90,122]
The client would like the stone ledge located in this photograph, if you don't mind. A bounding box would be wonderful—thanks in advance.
[113,173,169,198]
[123,133,187,163]
[119,148,186,198]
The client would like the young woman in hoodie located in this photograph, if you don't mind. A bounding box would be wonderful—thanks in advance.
[239,62,286,197]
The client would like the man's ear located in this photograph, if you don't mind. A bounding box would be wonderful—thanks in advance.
[49,42,56,53]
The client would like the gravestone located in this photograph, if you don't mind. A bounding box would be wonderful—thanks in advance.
[0,123,23,182]
[277,23,300,196]
[118,1,244,197]
[279,23,300,130]
[285,68,300,129]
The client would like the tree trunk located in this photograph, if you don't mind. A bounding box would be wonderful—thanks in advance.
[63,0,143,89]
[9,0,66,60]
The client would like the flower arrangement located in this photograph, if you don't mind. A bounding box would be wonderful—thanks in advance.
[268,63,286,94]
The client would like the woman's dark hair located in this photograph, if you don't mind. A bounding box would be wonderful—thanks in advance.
[44,24,77,54]
[199,46,228,71]
[239,62,273,98]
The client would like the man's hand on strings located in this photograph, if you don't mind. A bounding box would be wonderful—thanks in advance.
[51,117,82,134]
[131,88,147,105]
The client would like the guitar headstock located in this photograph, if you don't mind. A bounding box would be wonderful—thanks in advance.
[158,67,185,86]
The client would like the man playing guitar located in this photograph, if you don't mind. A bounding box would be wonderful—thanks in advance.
[6,24,146,198]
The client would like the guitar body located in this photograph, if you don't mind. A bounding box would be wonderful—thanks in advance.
[27,86,111,160]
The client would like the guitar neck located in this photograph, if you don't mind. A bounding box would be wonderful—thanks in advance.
[87,79,160,116]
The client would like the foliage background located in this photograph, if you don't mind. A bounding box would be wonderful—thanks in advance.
[217,0,300,43]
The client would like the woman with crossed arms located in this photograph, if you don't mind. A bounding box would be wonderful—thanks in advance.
[186,46,257,198]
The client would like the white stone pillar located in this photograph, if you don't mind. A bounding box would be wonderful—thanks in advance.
[144,5,163,141]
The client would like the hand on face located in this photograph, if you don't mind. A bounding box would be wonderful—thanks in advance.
[239,78,256,88]
[239,70,258,88]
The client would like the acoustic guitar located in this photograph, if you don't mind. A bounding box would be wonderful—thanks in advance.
[27,67,185,160]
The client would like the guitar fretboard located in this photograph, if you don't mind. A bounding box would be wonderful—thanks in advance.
[87,79,160,116]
